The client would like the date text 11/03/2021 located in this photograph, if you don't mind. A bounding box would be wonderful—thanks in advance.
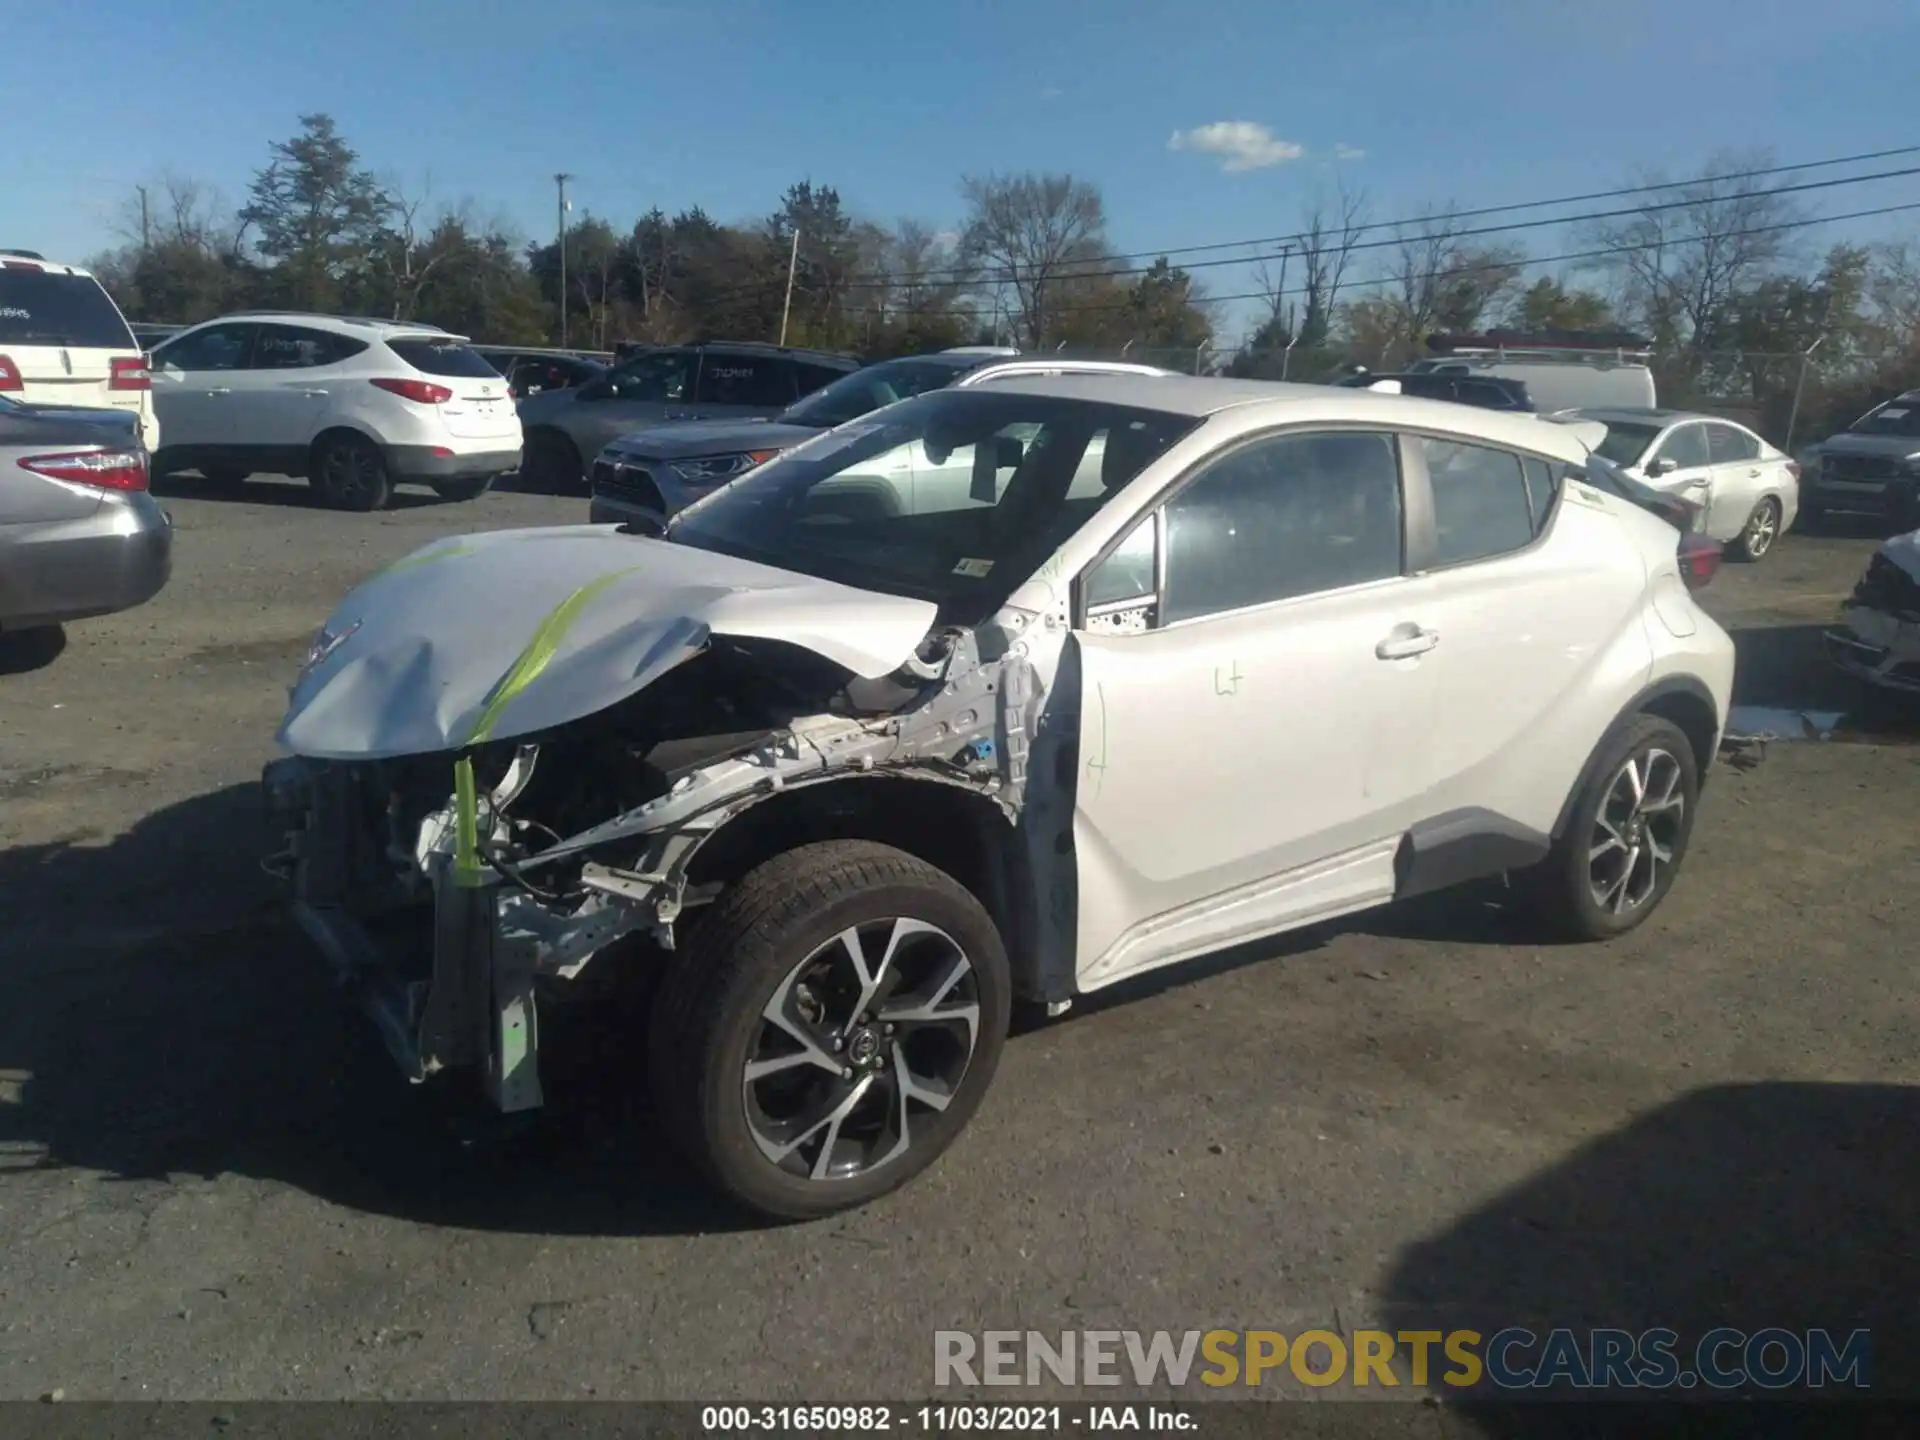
[702,1406,1193,1432]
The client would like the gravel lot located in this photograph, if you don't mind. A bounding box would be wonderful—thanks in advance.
[1,474,1916,1406]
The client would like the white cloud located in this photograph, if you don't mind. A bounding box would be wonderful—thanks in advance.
[1166,121,1304,173]
[1334,143,1367,161]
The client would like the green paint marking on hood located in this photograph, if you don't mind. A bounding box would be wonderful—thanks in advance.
[380,540,476,578]
[457,566,644,748]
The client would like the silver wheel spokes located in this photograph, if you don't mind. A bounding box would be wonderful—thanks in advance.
[1588,747,1686,916]
[1748,502,1777,555]
[744,916,979,1182]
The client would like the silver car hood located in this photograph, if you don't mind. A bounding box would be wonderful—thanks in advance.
[276,525,939,761]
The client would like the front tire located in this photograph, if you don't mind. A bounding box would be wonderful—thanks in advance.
[311,434,392,512]
[1524,714,1700,942]
[647,841,1011,1221]
[430,474,496,502]
[1729,496,1781,561]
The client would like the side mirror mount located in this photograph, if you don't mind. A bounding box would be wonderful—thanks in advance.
[1647,456,1678,477]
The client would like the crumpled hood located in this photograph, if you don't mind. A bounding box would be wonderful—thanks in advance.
[605,419,819,462]
[276,526,939,761]
[1876,528,1920,582]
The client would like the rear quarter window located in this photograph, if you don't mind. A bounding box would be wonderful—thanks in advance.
[0,269,136,350]
[386,337,499,378]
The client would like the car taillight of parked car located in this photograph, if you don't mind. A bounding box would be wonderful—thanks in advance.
[369,378,453,405]
[108,355,150,391]
[0,355,22,391]
[1785,460,1802,482]
[1677,533,1721,591]
[19,448,149,492]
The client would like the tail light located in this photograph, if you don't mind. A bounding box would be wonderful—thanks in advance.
[1677,534,1722,591]
[19,449,149,492]
[370,377,452,404]
[0,355,21,391]
[109,355,150,391]
[1785,460,1802,482]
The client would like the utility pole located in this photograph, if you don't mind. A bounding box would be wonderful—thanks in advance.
[137,185,151,254]
[778,228,800,346]
[554,173,573,348]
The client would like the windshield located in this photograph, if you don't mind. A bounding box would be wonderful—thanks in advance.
[1588,420,1661,466]
[1850,401,1920,438]
[0,270,135,350]
[780,358,972,429]
[668,388,1201,624]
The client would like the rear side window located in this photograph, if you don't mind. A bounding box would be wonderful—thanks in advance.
[251,324,367,369]
[1707,423,1759,462]
[0,268,136,350]
[386,337,499,378]
[696,354,796,408]
[1422,437,1537,566]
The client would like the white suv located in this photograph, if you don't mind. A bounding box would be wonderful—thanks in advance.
[149,313,522,509]
[267,376,1736,1219]
[0,252,157,449]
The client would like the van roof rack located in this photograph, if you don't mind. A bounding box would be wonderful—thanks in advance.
[1425,329,1654,364]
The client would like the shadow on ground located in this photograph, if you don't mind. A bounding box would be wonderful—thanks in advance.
[152,473,452,511]
[1379,1081,1918,1417]
[0,624,66,675]
[0,781,752,1237]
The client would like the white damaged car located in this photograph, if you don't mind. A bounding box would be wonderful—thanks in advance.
[1825,528,1920,696]
[265,375,1735,1219]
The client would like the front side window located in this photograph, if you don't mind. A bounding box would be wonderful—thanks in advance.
[1423,437,1537,566]
[600,349,695,401]
[668,389,1200,624]
[1153,430,1404,626]
[154,323,253,373]
[1652,424,1710,471]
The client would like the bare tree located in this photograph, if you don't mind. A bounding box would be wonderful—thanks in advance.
[959,172,1106,347]
[1870,240,1920,354]
[373,177,453,321]
[1578,148,1809,355]
[1266,182,1369,348]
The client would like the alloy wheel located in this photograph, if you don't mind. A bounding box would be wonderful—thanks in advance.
[743,917,980,1183]
[324,444,379,505]
[1587,747,1686,916]
[1744,499,1779,557]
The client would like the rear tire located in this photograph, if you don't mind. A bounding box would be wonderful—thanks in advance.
[1521,714,1700,942]
[430,474,496,502]
[522,430,583,493]
[1729,495,1781,561]
[647,840,1011,1221]
[311,434,392,512]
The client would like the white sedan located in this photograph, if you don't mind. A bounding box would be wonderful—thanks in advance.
[1555,408,1799,560]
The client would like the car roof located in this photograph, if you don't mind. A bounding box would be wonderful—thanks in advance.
[0,254,100,279]
[1570,406,1734,427]
[210,312,465,340]
[975,373,1598,460]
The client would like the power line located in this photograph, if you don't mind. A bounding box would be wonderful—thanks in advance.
[830,157,1920,294]
[877,198,1920,324]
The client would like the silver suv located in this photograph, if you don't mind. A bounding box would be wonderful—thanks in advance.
[588,352,1176,531]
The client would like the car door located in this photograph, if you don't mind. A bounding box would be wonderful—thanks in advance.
[1703,421,1766,540]
[148,322,256,455]
[567,348,699,456]
[1068,428,1441,991]
[692,352,797,421]
[1639,421,1713,515]
[231,323,361,466]
[1393,435,1653,840]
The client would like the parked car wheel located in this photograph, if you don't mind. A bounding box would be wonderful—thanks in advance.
[1729,496,1781,561]
[522,429,583,493]
[430,475,496,503]
[647,840,1011,1221]
[311,434,392,512]
[1524,714,1700,942]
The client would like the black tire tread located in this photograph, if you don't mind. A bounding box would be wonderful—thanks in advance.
[647,840,1003,1217]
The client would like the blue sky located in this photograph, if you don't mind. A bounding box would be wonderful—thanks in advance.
[8,0,1920,336]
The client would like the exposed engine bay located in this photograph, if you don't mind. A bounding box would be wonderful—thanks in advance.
[264,614,1060,1113]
